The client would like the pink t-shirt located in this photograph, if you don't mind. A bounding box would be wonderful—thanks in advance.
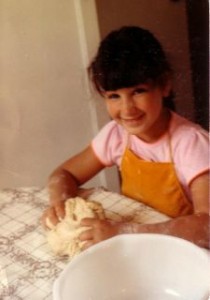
[91,112,209,200]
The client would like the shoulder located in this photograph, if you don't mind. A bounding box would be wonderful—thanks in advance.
[93,120,124,143]
[170,112,209,148]
[91,121,125,166]
[170,112,209,184]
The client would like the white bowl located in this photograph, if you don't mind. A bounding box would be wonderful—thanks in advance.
[53,234,210,300]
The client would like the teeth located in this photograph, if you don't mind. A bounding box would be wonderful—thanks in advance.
[123,115,143,119]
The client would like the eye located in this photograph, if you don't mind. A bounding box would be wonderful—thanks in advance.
[133,87,148,95]
[106,93,120,100]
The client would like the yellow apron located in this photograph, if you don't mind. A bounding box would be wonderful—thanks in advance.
[120,135,193,218]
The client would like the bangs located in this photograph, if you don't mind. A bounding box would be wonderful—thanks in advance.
[91,58,167,93]
[88,26,171,94]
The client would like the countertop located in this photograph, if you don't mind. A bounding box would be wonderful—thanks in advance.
[0,187,170,299]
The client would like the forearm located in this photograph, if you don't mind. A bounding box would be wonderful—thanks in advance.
[118,213,209,249]
[48,168,80,205]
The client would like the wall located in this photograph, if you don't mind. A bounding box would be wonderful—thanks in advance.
[0,0,117,189]
[95,0,194,121]
[186,0,209,129]
[0,0,195,192]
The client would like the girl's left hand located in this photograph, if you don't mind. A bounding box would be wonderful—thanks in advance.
[79,218,120,249]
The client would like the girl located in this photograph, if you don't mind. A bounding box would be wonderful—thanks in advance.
[42,26,209,249]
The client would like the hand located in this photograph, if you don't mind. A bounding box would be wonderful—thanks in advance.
[41,201,65,229]
[79,218,120,249]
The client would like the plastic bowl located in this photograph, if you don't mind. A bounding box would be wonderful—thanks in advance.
[53,234,210,300]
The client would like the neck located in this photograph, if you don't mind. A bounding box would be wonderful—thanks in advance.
[138,109,171,143]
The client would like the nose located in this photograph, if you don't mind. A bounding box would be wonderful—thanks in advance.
[121,96,136,114]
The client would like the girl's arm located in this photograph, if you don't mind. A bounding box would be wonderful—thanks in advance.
[42,145,105,226]
[80,172,209,249]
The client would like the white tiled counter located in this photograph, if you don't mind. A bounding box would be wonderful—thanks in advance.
[0,187,170,299]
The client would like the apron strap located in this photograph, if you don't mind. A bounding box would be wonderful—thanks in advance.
[124,131,174,163]
[168,131,174,163]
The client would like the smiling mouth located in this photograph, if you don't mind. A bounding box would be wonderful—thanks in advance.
[122,115,145,125]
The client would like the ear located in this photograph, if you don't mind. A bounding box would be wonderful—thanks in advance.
[162,77,172,98]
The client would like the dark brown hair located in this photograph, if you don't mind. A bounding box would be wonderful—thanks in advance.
[88,26,175,110]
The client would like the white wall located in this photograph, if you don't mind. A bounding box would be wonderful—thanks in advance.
[0,0,120,190]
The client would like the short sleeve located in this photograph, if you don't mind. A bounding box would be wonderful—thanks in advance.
[91,121,124,167]
[175,127,209,185]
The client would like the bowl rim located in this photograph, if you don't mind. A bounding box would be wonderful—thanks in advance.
[53,233,210,298]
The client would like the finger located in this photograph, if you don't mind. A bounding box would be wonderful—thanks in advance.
[80,218,98,226]
[82,240,95,250]
[54,202,65,220]
[40,210,49,229]
[79,229,94,241]
[43,207,59,228]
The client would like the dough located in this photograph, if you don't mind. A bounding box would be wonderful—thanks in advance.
[46,197,105,259]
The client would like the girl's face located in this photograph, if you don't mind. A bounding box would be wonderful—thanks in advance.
[103,81,171,143]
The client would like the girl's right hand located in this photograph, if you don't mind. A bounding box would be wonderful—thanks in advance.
[41,201,65,229]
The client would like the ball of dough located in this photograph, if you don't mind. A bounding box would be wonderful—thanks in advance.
[46,197,105,259]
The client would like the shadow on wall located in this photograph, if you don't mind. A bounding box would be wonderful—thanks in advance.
[186,0,209,130]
